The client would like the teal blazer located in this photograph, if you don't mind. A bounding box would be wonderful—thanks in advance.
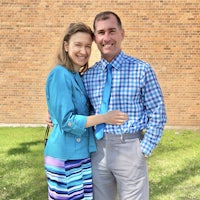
[44,65,96,160]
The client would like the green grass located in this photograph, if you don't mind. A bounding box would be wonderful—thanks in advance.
[0,128,200,200]
[149,130,200,200]
[0,127,47,200]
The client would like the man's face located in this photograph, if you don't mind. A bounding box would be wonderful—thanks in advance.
[94,14,124,62]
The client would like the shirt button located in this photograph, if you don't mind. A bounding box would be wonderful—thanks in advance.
[76,138,81,143]
[67,122,72,127]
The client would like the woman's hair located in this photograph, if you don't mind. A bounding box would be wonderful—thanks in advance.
[56,22,94,73]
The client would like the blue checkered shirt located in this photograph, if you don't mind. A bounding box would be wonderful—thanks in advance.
[82,51,167,156]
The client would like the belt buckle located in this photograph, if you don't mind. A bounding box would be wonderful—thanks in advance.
[120,134,126,144]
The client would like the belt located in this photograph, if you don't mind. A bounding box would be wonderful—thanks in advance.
[104,132,144,143]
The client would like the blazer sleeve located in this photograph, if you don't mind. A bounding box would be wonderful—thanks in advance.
[46,67,87,136]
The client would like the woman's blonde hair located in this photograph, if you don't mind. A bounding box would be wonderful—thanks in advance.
[57,22,94,73]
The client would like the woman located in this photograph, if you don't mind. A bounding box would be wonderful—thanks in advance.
[44,22,128,200]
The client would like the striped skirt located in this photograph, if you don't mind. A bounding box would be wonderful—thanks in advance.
[44,156,93,200]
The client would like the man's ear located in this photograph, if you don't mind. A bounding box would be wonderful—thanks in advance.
[94,35,97,44]
[121,28,125,40]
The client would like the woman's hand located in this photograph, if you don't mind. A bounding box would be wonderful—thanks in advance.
[103,110,128,125]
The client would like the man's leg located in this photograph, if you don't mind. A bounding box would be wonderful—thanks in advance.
[110,138,149,200]
[91,139,117,200]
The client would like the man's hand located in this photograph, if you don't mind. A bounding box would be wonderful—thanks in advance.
[45,112,53,127]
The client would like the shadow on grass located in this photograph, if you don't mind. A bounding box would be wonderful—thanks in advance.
[7,140,43,155]
[150,156,200,199]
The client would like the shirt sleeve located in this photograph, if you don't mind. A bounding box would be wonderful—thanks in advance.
[46,67,87,136]
[140,64,167,157]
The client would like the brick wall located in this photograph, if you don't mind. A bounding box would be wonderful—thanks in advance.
[0,0,199,128]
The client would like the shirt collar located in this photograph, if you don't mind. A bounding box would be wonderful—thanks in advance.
[100,50,124,70]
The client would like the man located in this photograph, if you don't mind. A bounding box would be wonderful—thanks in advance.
[82,11,167,200]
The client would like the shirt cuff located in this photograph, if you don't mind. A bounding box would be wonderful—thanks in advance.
[140,138,155,157]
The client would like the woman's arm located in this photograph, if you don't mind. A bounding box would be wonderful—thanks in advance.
[85,110,128,128]
[46,111,128,128]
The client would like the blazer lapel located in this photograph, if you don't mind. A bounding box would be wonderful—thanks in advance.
[74,72,87,97]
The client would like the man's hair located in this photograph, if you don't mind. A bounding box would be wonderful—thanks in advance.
[93,11,122,31]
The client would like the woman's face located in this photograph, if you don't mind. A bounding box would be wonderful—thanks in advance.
[64,32,93,71]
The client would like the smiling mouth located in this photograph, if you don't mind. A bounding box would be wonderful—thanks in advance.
[77,55,87,59]
[102,44,113,48]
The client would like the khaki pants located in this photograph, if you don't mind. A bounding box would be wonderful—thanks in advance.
[91,135,149,200]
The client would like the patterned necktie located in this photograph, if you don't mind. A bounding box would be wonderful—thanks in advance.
[95,64,112,140]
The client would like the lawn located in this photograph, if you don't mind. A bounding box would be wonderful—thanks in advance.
[148,130,200,200]
[0,127,47,200]
[0,127,199,200]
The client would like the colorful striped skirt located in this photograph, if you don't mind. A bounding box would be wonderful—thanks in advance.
[44,156,93,200]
